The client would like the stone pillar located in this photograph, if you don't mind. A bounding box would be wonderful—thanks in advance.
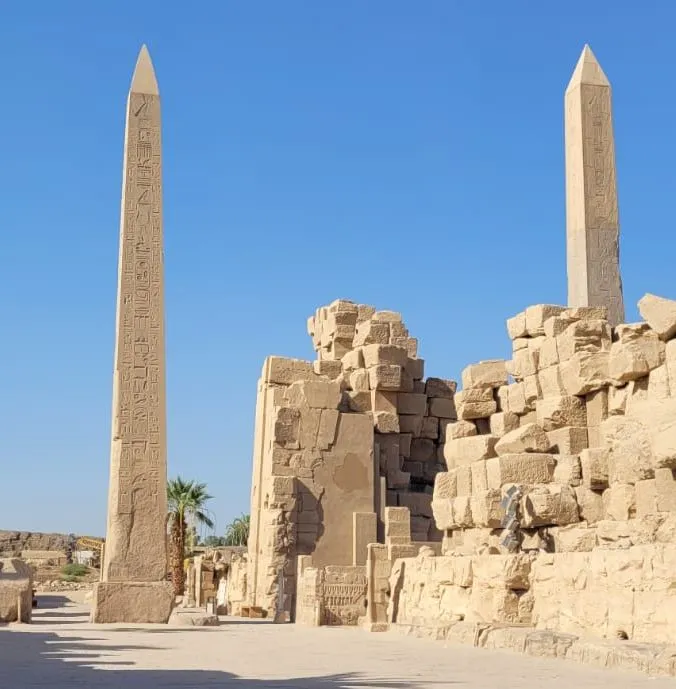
[91,45,173,623]
[565,44,625,327]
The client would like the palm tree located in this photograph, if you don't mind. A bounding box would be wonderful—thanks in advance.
[224,514,250,546]
[167,477,214,596]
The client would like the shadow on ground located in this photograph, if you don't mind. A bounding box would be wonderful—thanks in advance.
[0,598,430,689]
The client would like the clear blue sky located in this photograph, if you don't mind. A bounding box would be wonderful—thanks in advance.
[1,2,674,537]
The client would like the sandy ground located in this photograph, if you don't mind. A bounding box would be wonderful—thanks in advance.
[0,594,673,688]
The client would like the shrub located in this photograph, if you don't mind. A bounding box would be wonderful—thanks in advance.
[60,563,88,578]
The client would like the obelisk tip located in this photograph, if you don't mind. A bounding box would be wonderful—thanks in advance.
[130,44,159,95]
[566,44,610,93]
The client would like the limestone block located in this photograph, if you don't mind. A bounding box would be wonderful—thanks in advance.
[456,387,496,420]
[313,360,343,380]
[443,435,497,467]
[362,344,409,368]
[372,411,399,434]
[461,360,508,390]
[404,357,424,381]
[286,379,342,409]
[648,363,671,400]
[470,490,503,528]
[608,384,628,415]
[535,395,586,432]
[467,585,528,624]
[0,559,32,623]
[417,416,436,440]
[273,406,301,448]
[371,309,401,323]
[560,351,610,395]
[443,420,477,440]
[546,426,588,455]
[667,339,676,391]
[368,365,402,391]
[507,383,528,415]
[507,348,537,380]
[264,356,315,385]
[410,438,435,462]
[433,471,457,501]
[537,366,566,398]
[489,411,520,437]
[353,321,389,347]
[398,433,412,458]
[519,411,537,426]
[91,581,174,623]
[525,304,566,337]
[553,455,582,487]
[574,487,605,524]
[495,423,550,455]
[370,390,397,415]
[341,349,364,371]
[638,293,676,341]
[635,479,657,518]
[602,415,652,484]
[521,375,540,408]
[349,369,370,392]
[603,484,636,520]
[496,385,510,413]
[428,397,456,419]
[609,330,665,383]
[512,337,529,351]
[550,523,597,552]
[453,465,473,496]
[452,496,474,528]
[486,454,556,489]
[317,409,340,449]
[507,311,528,340]
[384,507,411,545]
[563,306,609,322]
[345,390,370,413]
[538,337,559,369]
[398,414,423,437]
[655,467,676,512]
[583,387,607,426]
[580,448,609,490]
[520,484,579,528]
[624,377,649,415]
[471,553,531,590]
[556,319,612,362]
[425,378,457,399]
[471,460,488,493]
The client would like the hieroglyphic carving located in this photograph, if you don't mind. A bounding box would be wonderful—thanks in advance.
[101,48,167,585]
[114,90,165,516]
[565,46,624,327]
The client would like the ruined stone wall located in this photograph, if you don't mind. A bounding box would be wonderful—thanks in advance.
[0,531,72,556]
[386,295,676,650]
[247,299,458,617]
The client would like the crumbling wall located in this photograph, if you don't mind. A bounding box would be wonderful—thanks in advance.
[386,294,676,651]
[247,299,457,618]
[0,558,33,623]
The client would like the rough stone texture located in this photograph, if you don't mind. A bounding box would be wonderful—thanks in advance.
[495,423,551,455]
[564,45,624,327]
[638,293,676,341]
[0,559,33,623]
[92,47,171,624]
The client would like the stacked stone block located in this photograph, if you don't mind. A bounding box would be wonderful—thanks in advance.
[308,300,457,541]
[392,293,676,655]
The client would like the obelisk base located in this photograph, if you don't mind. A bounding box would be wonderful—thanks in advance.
[90,581,174,623]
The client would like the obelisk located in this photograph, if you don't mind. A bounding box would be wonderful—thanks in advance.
[91,45,173,623]
[564,44,625,327]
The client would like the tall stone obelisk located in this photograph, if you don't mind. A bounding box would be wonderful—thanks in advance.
[565,44,625,326]
[91,45,173,623]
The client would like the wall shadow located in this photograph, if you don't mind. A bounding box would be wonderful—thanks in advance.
[0,627,428,689]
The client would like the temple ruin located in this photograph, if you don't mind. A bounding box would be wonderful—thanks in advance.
[236,45,676,676]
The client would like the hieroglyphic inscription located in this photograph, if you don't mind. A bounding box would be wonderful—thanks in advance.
[114,91,164,515]
[565,52,624,327]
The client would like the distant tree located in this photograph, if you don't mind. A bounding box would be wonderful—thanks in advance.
[167,477,214,596]
[202,535,227,548]
[224,514,250,547]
